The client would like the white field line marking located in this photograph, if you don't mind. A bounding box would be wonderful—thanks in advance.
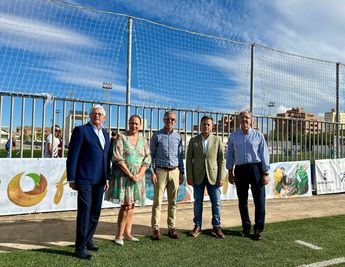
[295,240,322,250]
[299,257,345,267]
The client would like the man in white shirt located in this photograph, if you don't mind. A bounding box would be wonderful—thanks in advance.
[186,115,225,238]
[44,125,61,158]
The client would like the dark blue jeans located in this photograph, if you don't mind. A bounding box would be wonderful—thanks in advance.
[234,163,266,232]
[193,180,221,228]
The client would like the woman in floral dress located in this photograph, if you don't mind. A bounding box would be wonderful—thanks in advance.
[105,115,151,245]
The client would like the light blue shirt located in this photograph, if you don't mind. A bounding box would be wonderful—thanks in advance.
[150,128,185,173]
[226,127,270,172]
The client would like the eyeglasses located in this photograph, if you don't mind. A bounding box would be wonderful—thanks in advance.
[165,118,176,122]
[55,129,61,132]
[240,116,251,120]
[92,112,104,117]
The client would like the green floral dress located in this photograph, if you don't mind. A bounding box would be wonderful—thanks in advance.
[105,132,151,206]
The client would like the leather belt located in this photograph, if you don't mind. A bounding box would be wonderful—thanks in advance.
[156,166,178,171]
[236,163,261,167]
[235,163,261,169]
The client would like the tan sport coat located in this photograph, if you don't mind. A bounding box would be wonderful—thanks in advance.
[186,133,225,185]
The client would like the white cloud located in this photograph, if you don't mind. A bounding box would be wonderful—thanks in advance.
[2,0,343,115]
[263,1,345,62]
[111,84,178,105]
[0,12,96,47]
[113,0,345,64]
[276,105,290,114]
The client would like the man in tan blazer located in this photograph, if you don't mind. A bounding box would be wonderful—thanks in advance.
[186,115,226,238]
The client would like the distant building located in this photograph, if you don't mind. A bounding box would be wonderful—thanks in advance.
[275,108,322,134]
[65,111,89,146]
[324,108,345,123]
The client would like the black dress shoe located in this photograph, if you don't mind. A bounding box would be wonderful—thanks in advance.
[87,243,99,251]
[75,249,93,260]
[253,231,263,241]
[239,229,250,237]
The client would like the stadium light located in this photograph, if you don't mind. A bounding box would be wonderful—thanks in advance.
[102,82,113,89]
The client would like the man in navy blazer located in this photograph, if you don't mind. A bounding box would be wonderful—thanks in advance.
[67,105,110,260]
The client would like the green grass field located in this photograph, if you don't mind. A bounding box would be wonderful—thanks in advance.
[1,215,345,267]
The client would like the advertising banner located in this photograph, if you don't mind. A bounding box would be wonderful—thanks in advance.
[315,158,345,194]
[0,159,312,216]
[0,158,76,215]
[267,160,312,198]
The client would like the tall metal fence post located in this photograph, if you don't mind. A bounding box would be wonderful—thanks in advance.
[9,96,14,158]
[126,17,133,129]
[0,96,2,148]
[336,62,340,158]
[20,97,25,158]
[41,97,46,158]
[250,43,255,113]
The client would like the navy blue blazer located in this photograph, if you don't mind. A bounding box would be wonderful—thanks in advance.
[67,122,110,185]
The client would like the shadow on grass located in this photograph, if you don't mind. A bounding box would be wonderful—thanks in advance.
[221,228,244,237]
[0,218,117,252]
[34,248,75,257]
[199,228,257,240]
[177,228,244,239]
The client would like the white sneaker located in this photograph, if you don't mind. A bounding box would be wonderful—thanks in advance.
[114,237,124,246]
[124,236,139,242]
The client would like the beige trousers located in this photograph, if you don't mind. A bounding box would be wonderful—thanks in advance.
[151,167,180,230]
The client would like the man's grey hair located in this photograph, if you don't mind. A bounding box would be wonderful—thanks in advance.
[89,104,106,117]
[239,110,252,117]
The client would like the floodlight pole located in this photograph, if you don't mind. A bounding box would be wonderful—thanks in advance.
[250,43,255,113]
[126,17,133,130]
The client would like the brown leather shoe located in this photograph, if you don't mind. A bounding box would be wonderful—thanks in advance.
[253,231,263,241]
[212,227,225,239]
[168,228,178,239]
[152,229,161,240]
[189,226,202,238]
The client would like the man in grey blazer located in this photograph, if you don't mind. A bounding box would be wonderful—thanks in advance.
[186,115,226,238]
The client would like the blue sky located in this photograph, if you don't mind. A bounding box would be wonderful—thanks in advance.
[68,0,345,62]
[1,0,345,129]
[66,0,345,116]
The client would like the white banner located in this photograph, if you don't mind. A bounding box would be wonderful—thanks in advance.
[315,158,345,194]
[0,158,76,215]
[0,159,312,215]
